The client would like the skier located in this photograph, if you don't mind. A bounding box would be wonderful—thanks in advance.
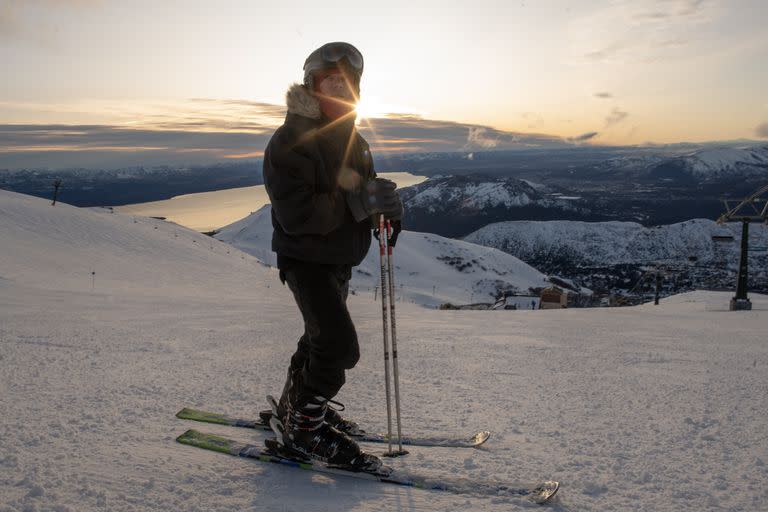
[262,42,403,471]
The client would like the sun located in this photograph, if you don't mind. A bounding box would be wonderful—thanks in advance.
[355,99,371,120]
[354,96,423,124]
[354,97,377,121]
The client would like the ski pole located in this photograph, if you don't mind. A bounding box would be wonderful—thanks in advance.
[377,214,394,455]
[386,219,406,455]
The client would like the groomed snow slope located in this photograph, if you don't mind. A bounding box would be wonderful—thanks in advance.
[1,189,767,511]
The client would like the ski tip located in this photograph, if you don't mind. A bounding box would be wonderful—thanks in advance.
[176,429,234,455]
[176,428,201,445]
[175,407,231,425]
[177,428,209,443]
[471,431,491,446]
[529,480,559,504]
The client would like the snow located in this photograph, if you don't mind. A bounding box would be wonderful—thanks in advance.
[2,188,768,511]
[401,176,582,218]
[585,144,768,180]
[214,205,549,307]
[520,179,547,191]
[407,180,536,210]
[682,145,768,178]
[464,218,768,267]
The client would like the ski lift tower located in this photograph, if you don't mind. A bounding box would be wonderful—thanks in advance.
[716,184,768,311]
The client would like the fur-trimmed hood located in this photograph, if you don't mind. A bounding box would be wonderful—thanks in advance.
[285,83,321,120]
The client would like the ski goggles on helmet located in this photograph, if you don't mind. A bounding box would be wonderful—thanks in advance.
[304,42,364,75]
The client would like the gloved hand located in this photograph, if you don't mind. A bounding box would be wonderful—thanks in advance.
[346,178,403,222]
[373,219,402,247]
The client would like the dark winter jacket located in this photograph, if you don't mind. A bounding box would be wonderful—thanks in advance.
[263,84,375,268]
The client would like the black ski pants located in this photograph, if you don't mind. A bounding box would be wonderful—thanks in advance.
[280,261,360,399]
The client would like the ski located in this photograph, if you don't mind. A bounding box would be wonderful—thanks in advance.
[176,429,559,504]
[176,407,490,448]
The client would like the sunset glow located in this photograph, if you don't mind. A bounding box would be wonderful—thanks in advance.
[1,0,766,169]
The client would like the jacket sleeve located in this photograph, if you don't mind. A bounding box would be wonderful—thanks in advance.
[263,139,348,236]
[345,135,377,223]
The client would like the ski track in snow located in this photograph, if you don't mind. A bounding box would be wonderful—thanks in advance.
[1,189,768,511]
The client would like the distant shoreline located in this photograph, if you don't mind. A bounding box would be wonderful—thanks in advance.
[115,172,428,232]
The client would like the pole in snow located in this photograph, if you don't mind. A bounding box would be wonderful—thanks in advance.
[386,219,405,455]
[52,179,62,206]
[377,214,394,455]
[377,214,407,457]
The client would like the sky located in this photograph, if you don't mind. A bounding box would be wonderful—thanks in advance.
[1,0,767,169]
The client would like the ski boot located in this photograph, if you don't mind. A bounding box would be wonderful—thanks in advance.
[263,365,365,436]
[324,404,365,436]
[265,369,383,474]
[272,393,383,473]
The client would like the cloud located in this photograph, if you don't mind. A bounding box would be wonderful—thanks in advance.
[572,0,718,63]
[357,116,564,155]
[756,122,768,138]
[0,124,266,151]
[0,96,579,169]
[654,37,689,48]
[188,98,286,120]
[466,127,500,149]
[605,108,629,127]
[633,0,708,21]
[0,111,575,169]
[0,124,273,169]
[594,92,613,99]
[677,0,706,16]
[568,132,599,142]
[382,113,425,121]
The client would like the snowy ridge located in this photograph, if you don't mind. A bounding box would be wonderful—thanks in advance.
[215,205,550,306]
[679,144,768,178]
[586,144,768,180]
[401,175,579,213]
[0,189,271,296]
[464,218,768,266]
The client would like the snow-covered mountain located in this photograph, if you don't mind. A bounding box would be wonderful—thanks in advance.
[398,174,589,237]
[464,219,768,295]
[585,144,768,182]
[464,219,761,266]
[391,144,768,238]
[400,174,578,212]
[668,144,768,180]
[215,205,550,306]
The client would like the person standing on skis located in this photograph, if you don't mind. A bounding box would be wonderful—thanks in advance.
[262,42,403,471]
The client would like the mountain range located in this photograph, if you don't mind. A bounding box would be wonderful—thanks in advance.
[398,143,768,237]
[464,219,768,296]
